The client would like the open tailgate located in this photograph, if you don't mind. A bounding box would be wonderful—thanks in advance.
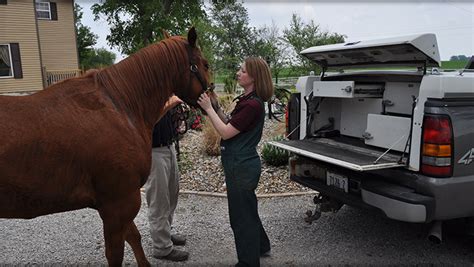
[269,138,406,172]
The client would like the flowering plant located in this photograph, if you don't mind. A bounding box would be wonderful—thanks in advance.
[187,107,205,131]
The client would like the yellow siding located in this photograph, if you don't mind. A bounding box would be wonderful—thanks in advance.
[37,0,79,71]
[0,0,43,93]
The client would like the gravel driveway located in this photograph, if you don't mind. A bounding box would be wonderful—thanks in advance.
[1,193,474,265]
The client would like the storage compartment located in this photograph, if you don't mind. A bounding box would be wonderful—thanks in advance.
[309,79,420,141]
[383,82,420,115]
[313,81,384,98]
[340,98,383,138]
[364,114,411,152]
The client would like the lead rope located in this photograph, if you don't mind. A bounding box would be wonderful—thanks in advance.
[171,104,190,161]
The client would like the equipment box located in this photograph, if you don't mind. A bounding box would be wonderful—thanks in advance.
[364,114,411,152]
[313,81,384,98]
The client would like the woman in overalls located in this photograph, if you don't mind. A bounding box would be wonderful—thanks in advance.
[198,57,274,266]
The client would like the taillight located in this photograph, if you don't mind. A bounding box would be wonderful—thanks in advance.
[421,115,453,177]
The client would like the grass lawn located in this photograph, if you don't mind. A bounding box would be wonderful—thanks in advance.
[441,60,469,70]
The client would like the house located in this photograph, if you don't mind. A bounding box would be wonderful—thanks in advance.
[0,0,79,93]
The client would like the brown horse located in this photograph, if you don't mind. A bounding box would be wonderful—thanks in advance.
[0,28,210,266]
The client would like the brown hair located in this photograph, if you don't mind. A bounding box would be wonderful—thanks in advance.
[244,57,274,102]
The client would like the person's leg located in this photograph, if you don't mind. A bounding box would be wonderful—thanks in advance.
[168,145,179,227]
[145,147,173,257]
[168,145,186,245]
[225,160,262,267]
[258,215,271,255]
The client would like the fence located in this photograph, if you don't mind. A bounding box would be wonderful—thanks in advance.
[275,76,298,86]
[45,69,82,86]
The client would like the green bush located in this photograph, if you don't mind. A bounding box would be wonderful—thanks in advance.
[261,135,290,166]
[186,107,205,131]
[224,73,236,94]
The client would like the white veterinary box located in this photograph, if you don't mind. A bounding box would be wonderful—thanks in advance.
[340,98,383,138]
[364,114,411,152]
[313,81,355,98]
[313,81,383,98]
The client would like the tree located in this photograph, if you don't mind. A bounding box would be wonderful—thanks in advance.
[192,16,217,77]
[74,4,98,68]
[249,22,290,84]
[91,0,207,55]
[208,0,255,93]
[282,14,345,74]
[450,55,469,61]
[81,48,116,70]
[209,0,253,72]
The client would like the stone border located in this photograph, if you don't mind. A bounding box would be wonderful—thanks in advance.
[179,190,317,198]
[140,186,317,198]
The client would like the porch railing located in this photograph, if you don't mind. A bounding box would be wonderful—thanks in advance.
[45,69,82,86]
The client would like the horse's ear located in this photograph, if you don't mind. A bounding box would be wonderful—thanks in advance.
[162,29,171,39]
[187,27,197,47]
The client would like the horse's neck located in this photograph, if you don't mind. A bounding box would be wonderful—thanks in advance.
[98,51,182,130]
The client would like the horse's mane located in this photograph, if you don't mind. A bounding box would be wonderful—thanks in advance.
[94,37,189,124]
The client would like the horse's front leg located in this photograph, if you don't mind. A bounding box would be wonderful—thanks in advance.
[98,189,149,266]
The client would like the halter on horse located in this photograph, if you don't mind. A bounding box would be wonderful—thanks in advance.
[0,27,210,266]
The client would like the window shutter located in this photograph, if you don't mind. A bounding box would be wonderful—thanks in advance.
[10,43,23,79]
[0,0,7,5]
[50,2,58,21]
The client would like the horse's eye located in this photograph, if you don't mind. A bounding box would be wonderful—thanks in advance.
[204,63,209,70]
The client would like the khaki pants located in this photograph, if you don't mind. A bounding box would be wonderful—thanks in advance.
[144,145,179,256]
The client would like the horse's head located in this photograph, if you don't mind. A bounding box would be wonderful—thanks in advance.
[172,27,213,108]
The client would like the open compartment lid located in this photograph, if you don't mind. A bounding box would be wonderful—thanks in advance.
[301,33,440,69]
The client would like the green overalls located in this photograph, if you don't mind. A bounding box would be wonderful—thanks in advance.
[220,94,271,267]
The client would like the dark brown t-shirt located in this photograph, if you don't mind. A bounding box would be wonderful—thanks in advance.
[228,92,264,132]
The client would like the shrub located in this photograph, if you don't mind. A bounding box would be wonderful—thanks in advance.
[202,120,221,156]
[224,73,237,94]
[187,107,205,131]
[261,135,290,166]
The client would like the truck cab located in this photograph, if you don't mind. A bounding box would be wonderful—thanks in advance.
[271,33,474,231]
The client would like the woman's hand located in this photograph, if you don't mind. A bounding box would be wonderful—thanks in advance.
[197,92,240,140]
[197,93,212,112]
[207,91,220,111]
[162,95,183,113]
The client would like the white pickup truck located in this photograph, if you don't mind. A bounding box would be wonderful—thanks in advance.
[270,33,474,242]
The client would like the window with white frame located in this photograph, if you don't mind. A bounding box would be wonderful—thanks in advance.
[0,44,13,78]
[35,1,51,20]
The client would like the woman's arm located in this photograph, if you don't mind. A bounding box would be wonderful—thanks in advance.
[208,91,229,123]
[198,93,240,140]
[214,105,230,124]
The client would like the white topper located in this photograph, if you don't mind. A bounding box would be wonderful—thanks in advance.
[301,33,440,68]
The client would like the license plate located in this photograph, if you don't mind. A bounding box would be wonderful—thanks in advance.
[326,171,348,193]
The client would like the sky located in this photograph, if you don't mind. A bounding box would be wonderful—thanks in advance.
[77,0,474,62]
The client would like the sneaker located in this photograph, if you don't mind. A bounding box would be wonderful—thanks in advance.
[155,248,189,262]
[171,234,186,246]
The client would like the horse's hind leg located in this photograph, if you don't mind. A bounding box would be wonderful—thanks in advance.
[125,221,150,267]
[98,189,150,267]
[100,210,126,266]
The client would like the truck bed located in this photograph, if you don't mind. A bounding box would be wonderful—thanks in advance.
[270,137,407,171]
